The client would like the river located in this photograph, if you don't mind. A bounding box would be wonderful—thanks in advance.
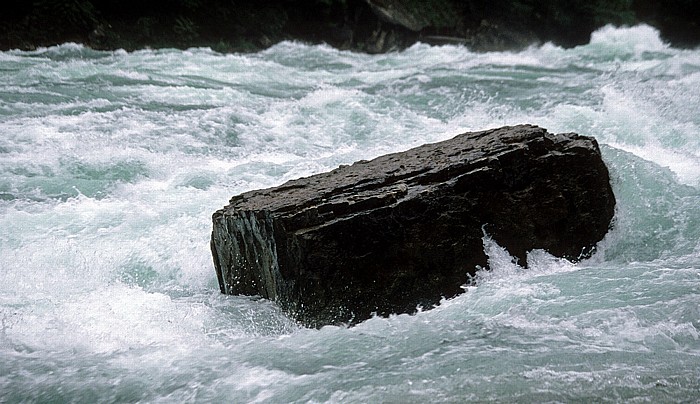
[1,24,699,402]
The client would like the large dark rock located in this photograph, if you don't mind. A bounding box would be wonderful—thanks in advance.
[211,125,615,327]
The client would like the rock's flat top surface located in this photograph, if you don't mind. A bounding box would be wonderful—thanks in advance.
[212,125,616,326]
[223,124,597,222]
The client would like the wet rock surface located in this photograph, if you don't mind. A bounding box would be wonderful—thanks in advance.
[211,125,616,327]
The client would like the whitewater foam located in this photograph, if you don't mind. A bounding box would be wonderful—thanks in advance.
[1,25,699,402]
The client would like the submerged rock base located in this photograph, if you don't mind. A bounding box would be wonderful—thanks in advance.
[211,125,615,327]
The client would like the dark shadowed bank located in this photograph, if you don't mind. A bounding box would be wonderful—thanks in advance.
[2,0,699,53]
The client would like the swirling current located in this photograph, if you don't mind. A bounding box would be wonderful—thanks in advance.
[1,25,699,402]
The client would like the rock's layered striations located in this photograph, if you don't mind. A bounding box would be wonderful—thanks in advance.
[211,125,615,327]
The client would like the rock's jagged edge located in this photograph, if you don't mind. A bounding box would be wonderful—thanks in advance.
[211,125,616,327]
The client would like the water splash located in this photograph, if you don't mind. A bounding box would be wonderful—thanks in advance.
[1,25,699,402]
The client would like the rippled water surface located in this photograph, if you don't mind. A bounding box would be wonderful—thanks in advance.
[1,25,699,402]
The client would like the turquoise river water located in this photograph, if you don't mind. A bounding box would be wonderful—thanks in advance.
[1,25,699,402]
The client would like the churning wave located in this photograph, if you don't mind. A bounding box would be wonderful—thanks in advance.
[0,24,699,402]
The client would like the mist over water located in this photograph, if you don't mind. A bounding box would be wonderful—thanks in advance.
[1,25,699,402]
